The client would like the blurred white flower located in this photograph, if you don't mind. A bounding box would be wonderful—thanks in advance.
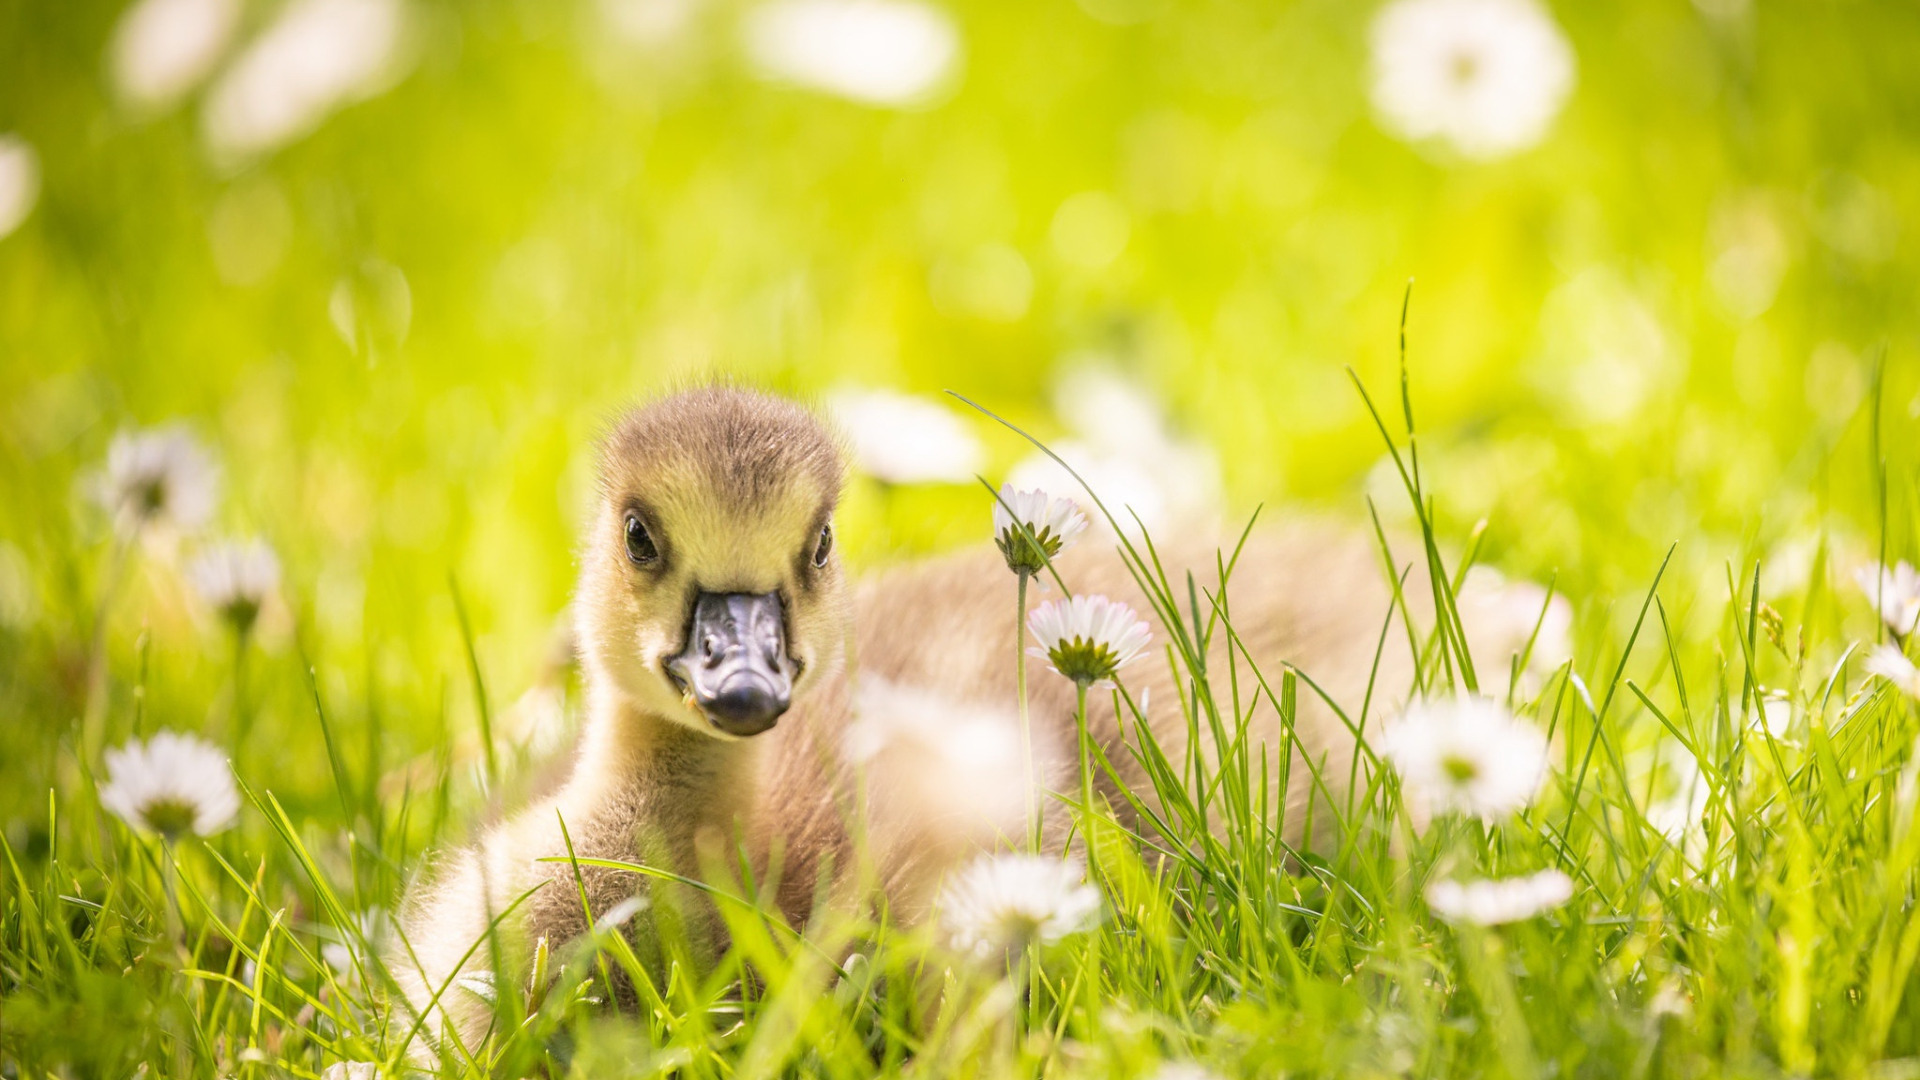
[743,0,959,107]
[1146,1065,1226,1080]
[95,424,222,536]
[186,538,281,635]
[99,730,242,838]
[1369,0,1575,159]
[1857,561,1920,637]
[940,853,1100,958]
[320,906,392,983]
[0,135,41,241]
[202,0,407,160]
[1027,594,1152,689]
[1425,868,1573,925]
[1459,564,1574,678]
[1007,366,1222,537]
[845,678,1033,839]
[1645,747,1709,848]
[599,0,700,46]
[1380,696,1548,822]
[1867,645,1920,700]
[110,0,242,111]
[827,387,983,485]
[992,484,1088,576]
[1745,693,1793,739]
[320,1063,379,1080]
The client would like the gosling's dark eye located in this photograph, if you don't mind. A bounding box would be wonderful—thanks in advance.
[811,522,833,568]
[624,514,658,565]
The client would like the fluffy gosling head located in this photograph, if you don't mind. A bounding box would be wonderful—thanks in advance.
[579,387,847,740]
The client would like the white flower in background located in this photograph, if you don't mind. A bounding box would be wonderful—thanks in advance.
[321,907,392,983]
[1867,645,1920,700]
[743,0,959,107]
[1858,561,1920,637]
[1146,1065,1226,1080]
[0,135,41,241]
[96,425,222,535]
[1745,693,1792,739]
[1458,564,1574,681]
[1645,748,1709,848]
[844,678,1033,838]
[939,853,1100,957]
[1027,594,1152,689]
[186,538,281,635]
[99,731,242,838]
[1380,696,1548,821]
[598,0,700,46]
[1007,365,1222,538]
[320,1063,379,1080]
[827,387,983,485]
[1425,868,1573,925]
[992,485,1088,576]
[109,0,242,111]
[202,0,407,160]
[1369,0,1575,159]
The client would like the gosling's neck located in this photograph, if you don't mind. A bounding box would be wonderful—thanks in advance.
[567,681,765,826]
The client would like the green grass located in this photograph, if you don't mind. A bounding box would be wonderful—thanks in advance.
[8,353,1920,1079]
[7,0,1920,1074]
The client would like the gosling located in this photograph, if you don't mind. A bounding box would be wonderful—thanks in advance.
[394,386,1545,1050]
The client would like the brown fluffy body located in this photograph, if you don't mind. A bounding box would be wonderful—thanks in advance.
[393,387,1519,1050]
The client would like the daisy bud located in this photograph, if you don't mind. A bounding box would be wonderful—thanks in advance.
[991,484,1088,576]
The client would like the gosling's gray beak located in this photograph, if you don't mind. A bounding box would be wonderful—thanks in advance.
[666,591,795,737]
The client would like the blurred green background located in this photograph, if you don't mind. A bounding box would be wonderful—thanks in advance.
[2,0,1917,824]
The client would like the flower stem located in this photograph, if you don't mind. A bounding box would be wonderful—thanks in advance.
[1016,570,1038,853]
[1075,680,1094,875]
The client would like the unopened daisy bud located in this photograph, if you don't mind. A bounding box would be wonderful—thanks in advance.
[1379,695,1548,822]
[186,538,280,636]
[1858,561,1920,637]
[98,731,241,839]
[1027,594,1151,689]
[992,484,1088,576]
[939,853,1100,959]
[95,424,221,536]
[1867,644,1920,700]
[1424,868,1573,926]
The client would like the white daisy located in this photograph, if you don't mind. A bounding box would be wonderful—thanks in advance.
[1857,561,1920,637]
[95,425,222,536]
[185,538,281,635]
[1027,594,1152,689]
[992,484,1089,576]
[201,0,407,161]
[1425,868,1573,925]
[1146,1064,1226,1080]
[0,135,41,241]
[1866,645,1920,700]
[827,387,983,485]
[99,731,242,838]
[742,0,960,107]
[939,853,1100,958]
[1007,366,1223,538]
[1368,0,1576,159]
[320,1063,379,1080]
[1379,695,1549,822]
[843,678,1033,838]
[1745,693,1793,739]
[320,906,392,983]
[109,0,242,111]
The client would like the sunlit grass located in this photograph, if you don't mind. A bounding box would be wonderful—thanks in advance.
[7,345,1920,1078]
